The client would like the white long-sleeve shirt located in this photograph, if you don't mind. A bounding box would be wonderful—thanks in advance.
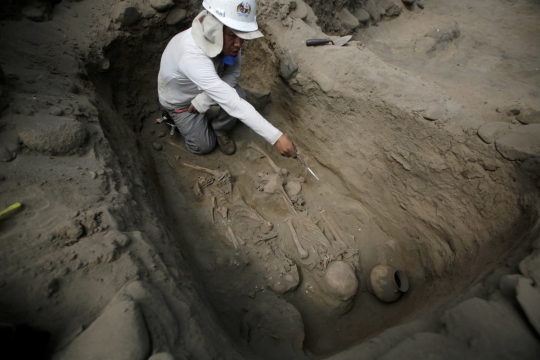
[157,29,283,145]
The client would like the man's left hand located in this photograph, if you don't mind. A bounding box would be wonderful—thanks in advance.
[188,103,199,113]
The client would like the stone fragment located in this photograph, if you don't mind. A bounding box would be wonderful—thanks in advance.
[353,8,370,24]
[19,119,88,155]
[153,142,163,151]
[422,104,444,121]
[166,8,187,25]
[53,301,150,360]
[312,71,334,93]
[290,0,308,20]
[495,124,540,161]
[112,3,141,26]
[341,8,360,30]
[150,0,175,12]
[517,108,540,124]
[443,297,540,358]
[279,50,298,80]
[516,277,540,337]
[416,0,425,9]
[401,0,415,5]
[477,122,514,144]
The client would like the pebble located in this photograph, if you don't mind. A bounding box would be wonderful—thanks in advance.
[402,0,415,5]
[416,0,425,9]
[157,131,166,138]
[153,142,163,151]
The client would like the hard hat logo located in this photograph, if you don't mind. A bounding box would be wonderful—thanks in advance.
[202,0,263,38]
[236,2,252,17]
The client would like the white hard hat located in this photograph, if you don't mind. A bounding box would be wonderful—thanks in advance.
[202,0,263,39]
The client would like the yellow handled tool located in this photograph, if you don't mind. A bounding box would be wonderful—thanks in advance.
[0,203,22,220]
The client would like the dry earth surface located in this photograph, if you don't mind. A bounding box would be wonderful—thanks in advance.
[1,0,540,359]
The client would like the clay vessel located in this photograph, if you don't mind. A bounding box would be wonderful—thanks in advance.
[368,265,409,303]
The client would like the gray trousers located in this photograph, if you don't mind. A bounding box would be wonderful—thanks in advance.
[165,85,246,155]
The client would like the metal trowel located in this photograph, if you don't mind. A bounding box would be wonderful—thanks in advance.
[306,35,352,47]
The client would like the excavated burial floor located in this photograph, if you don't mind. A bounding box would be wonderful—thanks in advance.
[91,22,539,359]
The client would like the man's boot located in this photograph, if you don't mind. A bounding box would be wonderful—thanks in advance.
[216,133,236,155]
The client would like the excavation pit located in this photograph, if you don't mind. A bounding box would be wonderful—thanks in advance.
[1,1,539,359]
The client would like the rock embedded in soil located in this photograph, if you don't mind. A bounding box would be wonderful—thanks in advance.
[112,3,141,26]
[353,8,371,24]
[341,8,360,30]
[166,8,187,25]
[477,122,514,144]
[423,104,444,121]
[312,71,334,93]
[22,1,52,22]
[153,142,163,151]
[517,108,540,124]
[18,119,88,155]
[279,50,298,80]
[495,124,540,161]
[365,0,381,24]
[401,0,416,5]
[53,300,150,360]
[416,0,425,9]
[150,0,175,12]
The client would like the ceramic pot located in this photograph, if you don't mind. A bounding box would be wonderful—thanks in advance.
[368,265,409,303]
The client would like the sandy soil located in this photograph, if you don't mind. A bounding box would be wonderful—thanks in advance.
[1,0,539,359]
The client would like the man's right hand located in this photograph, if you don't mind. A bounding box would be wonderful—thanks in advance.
[274,134,296,157]
[188,103,199,113]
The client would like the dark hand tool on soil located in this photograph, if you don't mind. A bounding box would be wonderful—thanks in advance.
[306,35,352,47]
